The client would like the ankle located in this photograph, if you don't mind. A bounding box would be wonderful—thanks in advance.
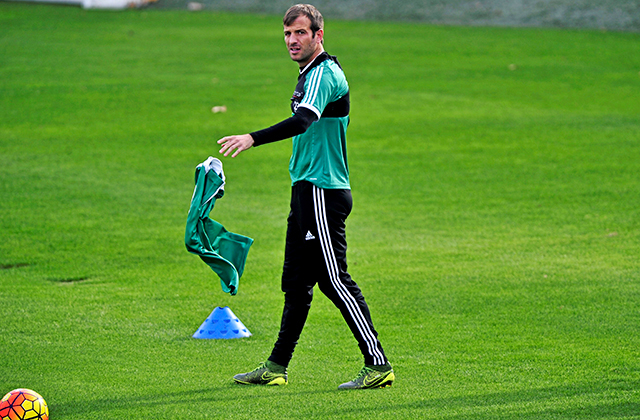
[366,361,392,372]
[265,360,287,374]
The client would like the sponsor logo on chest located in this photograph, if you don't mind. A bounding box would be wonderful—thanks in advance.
[291,90,304,112]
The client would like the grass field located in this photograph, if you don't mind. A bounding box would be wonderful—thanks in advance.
[1,3,639,419]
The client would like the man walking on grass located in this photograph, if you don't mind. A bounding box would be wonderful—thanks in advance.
[217,4,394,390]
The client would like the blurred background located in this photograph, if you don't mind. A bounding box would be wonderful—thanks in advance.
[11,0,640,32]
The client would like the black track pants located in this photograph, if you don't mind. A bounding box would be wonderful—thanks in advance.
[268,181,387,367]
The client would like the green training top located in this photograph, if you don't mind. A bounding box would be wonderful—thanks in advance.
[289,53,351,190]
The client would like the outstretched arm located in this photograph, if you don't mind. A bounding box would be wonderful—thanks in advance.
[217,108,317,158]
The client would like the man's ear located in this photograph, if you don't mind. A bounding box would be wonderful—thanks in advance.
[314,28,324,45]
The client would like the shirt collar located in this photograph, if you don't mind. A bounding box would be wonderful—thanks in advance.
[299,51,329,75]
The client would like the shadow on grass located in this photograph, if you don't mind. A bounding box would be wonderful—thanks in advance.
[326,380,640,419]
[52,384,336,417]
[52,379,639,419]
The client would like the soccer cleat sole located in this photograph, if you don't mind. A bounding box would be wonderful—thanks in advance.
[233,377,288,386]
[339,371,395,390]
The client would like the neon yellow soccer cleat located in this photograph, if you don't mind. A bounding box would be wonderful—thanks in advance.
[338,364,395,389]
[233,362,288,386]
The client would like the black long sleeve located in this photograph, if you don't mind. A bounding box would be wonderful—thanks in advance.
[250,107,318,147]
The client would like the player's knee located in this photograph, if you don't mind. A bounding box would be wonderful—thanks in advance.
[284,287,314,305]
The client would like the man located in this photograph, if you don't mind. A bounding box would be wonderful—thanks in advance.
[218,4,394,390]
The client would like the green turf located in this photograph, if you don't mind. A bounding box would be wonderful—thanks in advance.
[1,3,639,419]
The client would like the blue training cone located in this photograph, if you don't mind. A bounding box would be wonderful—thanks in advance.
[193,306,252,339]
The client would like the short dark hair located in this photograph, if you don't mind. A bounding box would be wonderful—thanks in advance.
[283,4,324,36]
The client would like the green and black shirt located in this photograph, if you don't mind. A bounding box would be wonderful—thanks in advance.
[251,52,351,190]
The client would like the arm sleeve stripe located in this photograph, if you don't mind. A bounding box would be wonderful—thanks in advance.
[301,66,324,110]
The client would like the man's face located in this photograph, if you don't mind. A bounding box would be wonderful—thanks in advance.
[284,15,323,67]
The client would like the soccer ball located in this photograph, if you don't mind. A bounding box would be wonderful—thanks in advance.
[0,389,49,420]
